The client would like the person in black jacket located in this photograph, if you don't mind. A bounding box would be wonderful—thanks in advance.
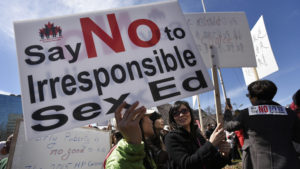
[290,89,300,161]
[225,80,300,169]
[147,111,169,169]
[165,100,230,169]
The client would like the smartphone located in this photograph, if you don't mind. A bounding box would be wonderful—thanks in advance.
[226,98,232,109]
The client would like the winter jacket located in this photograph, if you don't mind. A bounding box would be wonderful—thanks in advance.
[234,129,244,148]
[146,137,169,169]
[225,100,300,169]
[0,157,7,169]
[165,128,229,169]
[290,101,300,160]
[105,139,157,169]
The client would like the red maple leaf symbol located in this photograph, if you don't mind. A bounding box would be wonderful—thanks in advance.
[45,22,53,29]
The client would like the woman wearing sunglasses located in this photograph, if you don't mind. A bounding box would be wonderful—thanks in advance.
[165,100,230,169]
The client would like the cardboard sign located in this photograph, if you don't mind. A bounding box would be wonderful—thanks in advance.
[14,1,213,139]
[185,12,256,68]
[7,120,110,169]
[242,16,278,85]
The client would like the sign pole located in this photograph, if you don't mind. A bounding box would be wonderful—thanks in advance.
[253,67,259,81]
[201,0,207,13]
[217,68,228,103]
[201,0,223,124]
[210,46,223,124]
[196,95,204,132]
[192,0,207,132]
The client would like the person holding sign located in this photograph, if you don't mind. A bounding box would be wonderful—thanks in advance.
[225,80,300,169]
[165,100,230,169]
[106,101,157,169]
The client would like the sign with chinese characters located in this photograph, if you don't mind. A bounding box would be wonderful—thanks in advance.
[242,16,278,85]
[185,12,256,68]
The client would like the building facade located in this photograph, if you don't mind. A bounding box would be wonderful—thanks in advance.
[0,94,23,140]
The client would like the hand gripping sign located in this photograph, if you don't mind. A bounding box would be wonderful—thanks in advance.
[14,1,213,139]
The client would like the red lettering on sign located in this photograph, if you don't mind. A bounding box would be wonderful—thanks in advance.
[80,14,125,58]
[128,19,160,47]
[258,105,269,113]
[263,105,268,112]
[258,106,264,113]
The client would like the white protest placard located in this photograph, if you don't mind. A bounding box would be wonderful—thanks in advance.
[14,1,213,139]
[242,68,258,86]
[242,16,278,85]
[185,12,256,68]
[8,120,110,169]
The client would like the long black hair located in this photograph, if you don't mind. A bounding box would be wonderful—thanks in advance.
[168,100,197,135]
[139,118,154,169]
[149,112,162,148]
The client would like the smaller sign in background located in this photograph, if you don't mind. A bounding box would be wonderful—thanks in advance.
[242,15,278,85]
[7,120,111,169]
[185,12,256,68]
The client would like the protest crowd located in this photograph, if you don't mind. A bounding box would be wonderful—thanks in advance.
[1,2,300,169]
[102,80,300,169]
[2,80,299,169]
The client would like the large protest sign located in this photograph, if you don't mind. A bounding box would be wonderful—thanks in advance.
[14,1,213,139]
[242,16,278,85]
[185,12,256,68]
[7,120,110,169]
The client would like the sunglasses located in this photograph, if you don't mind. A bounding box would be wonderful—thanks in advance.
[173,108,189,118]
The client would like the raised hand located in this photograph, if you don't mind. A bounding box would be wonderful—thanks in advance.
[115,101,146,144]
[209,123,226,147]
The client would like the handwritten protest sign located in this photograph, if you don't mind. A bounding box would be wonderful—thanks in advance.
[185,12,256,68]
[242,16,278,85]
[7,120,110,169]
[14,1,213,139]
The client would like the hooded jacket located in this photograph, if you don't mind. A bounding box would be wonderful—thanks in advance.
[105,139,157,169]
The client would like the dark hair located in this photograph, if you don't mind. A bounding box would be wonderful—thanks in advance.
[293,89,300,106]
[234,109,241,117]
[114,132,123,141]
[168,100,197,134]
[139,118,154,169]
[149,112,163,148]
[248,80,277,100]
[149,112,162,124]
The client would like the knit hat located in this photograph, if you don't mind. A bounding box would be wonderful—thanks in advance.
[293,89,300,106]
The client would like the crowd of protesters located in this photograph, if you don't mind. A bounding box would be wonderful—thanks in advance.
[1,80,299,169]
[104,80,300,169]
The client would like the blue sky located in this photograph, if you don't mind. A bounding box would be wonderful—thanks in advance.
[0,0,299,111]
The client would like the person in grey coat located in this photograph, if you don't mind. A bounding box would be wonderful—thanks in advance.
[225,80,300,169]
